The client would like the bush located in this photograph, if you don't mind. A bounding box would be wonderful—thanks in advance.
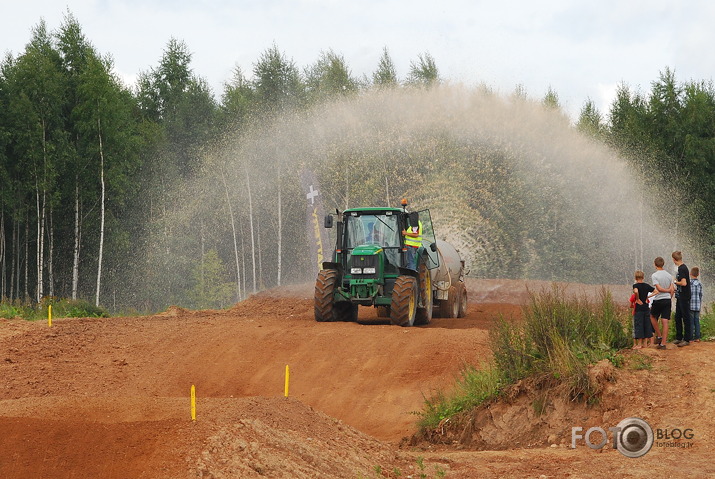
[417,286,630,432]
[0,300,33,319]
[510,286,629,398]
[61,299,110,318]
[0,298,110,320]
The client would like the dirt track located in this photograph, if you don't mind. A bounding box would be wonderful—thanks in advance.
[1,279,713,478]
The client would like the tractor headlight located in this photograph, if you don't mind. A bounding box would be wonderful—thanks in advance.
[363,267,376,274]
[350,267,362,274]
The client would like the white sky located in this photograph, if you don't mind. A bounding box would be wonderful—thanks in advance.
[2,0,714,119]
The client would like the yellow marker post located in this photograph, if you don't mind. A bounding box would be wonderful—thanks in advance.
[284,365,290,398]
[48,305,52,327]
[191,385,196,421]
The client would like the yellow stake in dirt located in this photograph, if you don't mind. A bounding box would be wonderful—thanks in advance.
[284,365,290,398]
[191,385,196,421]
[48,305,52,327]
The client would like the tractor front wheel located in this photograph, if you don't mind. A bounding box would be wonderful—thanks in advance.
[314,269,339,322]
[390,275,418,327]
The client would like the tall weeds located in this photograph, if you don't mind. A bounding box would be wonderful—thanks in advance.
[418,286,630,431]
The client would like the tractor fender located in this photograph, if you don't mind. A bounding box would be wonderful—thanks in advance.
[321,261,343,276]
[397,266,418,278]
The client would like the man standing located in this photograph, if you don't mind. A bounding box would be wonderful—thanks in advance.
[650,257,674,349]
[672,251,692,347]
[402,212,422,270]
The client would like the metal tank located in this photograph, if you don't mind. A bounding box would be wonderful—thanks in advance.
[430,240,464,292]
[429,240,467,317]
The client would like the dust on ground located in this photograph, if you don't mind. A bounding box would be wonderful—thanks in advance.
[1,279,712,478]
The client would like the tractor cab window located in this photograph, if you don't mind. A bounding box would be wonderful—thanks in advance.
[345,213,401,269]
[345,214,400,249]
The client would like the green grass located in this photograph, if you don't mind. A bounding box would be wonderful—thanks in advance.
[0,297,109,320]
[418,364,501,430]
[664,304,715,342]
[627,353,653,371]
[417,286,630,433]
[698,307,715,340]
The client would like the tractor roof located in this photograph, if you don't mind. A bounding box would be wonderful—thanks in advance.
[343,207,404,215]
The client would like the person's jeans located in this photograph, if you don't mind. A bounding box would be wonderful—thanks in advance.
[674,296,693,341]
[692,310,701,340]
[405,246,418,270]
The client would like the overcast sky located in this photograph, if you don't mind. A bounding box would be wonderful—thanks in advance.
[3,0,714,119]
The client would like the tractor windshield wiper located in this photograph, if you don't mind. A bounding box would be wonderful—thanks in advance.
[373,215,395,232]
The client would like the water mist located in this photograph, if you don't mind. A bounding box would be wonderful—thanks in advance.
[157,85,692,307]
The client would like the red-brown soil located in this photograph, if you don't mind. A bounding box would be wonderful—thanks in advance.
[1,278,713,478]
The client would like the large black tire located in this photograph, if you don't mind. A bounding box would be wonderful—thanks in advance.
[457,282,468,318]
[440,285,459,318]
[314,269,339,322]
[414,258,433,325]
[390,275,418,327]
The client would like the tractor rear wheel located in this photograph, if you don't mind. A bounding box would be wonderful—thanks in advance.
[314,269,339,322]
[457,282,468,318]
[390,275,418,327]
[440,285,459,318]
[415,258,433,325]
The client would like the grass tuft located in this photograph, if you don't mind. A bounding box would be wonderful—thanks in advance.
[418,364,500,431]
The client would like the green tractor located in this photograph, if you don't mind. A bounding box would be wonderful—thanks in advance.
[314,203,465,326]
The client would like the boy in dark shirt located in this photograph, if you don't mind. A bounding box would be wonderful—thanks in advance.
[672,251,692,347]
[632,270,655,349]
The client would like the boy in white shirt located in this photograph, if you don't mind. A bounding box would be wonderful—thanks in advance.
[650,257,675,349]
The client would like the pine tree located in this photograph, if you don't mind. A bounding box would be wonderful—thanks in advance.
[372,47,398,88]
[576,99,603,137]
[253,44,304,115]
[542,86,560,110]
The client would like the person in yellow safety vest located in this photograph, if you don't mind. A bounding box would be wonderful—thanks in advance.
[402,212,423,270]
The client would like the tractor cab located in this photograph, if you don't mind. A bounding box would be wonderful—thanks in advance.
[328,207,438,274]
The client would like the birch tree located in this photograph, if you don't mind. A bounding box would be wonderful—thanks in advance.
[305,49,358,104]
[406,52,439,87]
[7,21,65,303]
